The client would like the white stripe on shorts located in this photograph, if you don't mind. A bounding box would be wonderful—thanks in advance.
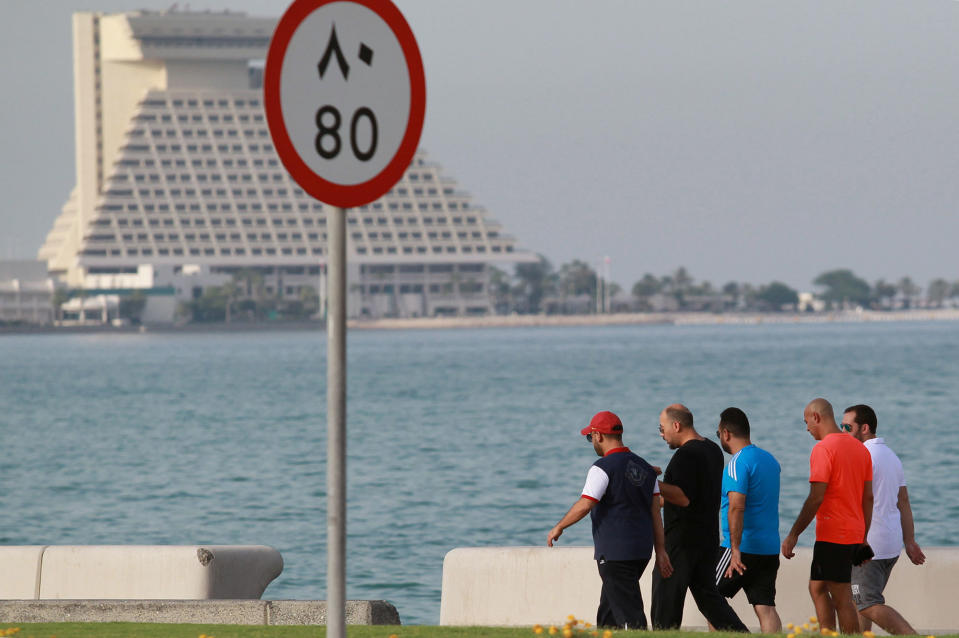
[716,546,732,586]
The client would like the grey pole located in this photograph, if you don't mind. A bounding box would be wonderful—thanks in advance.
[327,205,347,638]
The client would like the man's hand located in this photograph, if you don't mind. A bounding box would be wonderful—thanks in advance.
[546,526,563,547]
[656,549,674,578]
[781,534,798,559]
[725,547,746,578]
[905,540,926,565]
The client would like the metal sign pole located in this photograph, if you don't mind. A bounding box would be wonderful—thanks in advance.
[327,205,347,638]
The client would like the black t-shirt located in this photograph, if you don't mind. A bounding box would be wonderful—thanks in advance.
[662,437,725,551]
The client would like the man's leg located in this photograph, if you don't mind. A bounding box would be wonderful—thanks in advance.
[740,553,781,633]
[754,605,782,634]
[825,581,860,634]
[809,580,837,631]
[859,604,916,635]
[688,547,748,632]
[596,559,649,629]
[853,557,912,634]
[595,561,615,629]
[652,547,692,629]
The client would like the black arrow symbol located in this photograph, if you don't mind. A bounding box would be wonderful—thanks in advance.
[317,24,350,80]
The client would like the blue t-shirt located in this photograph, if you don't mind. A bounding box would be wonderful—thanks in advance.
[720,444,781,555]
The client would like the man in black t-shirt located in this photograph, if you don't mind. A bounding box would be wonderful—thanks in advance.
[652,403,748,632]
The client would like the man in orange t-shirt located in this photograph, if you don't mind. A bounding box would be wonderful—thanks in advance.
[782,398,873,634]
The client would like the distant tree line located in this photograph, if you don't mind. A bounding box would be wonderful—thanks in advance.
[491,257,959,315]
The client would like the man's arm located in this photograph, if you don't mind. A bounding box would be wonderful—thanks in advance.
[725,491,747,577]
[782,482,827,558]
[862,479,873,542]
[658,481,689,507]
[897,485,926,565]
[651,493,673,577]
[547,497,597,547]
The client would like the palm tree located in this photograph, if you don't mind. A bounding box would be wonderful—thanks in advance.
[898,277,920,309]
[927,279,950,308]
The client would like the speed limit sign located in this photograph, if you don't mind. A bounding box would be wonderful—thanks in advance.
[264,0,426,208]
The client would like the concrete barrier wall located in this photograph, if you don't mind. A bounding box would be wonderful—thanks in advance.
[441,546,958,633]
[0,547,45,599]
[0,545,282,600]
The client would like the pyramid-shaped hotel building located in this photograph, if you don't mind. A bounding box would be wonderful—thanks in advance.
[39,9,532,321]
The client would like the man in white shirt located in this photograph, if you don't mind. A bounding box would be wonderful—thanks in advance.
[842,404,926,635]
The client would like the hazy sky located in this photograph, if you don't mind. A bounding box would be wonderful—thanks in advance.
[2,0,958,291]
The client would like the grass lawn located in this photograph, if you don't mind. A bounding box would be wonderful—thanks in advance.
[2,626,954,638]
[0,626,762,638]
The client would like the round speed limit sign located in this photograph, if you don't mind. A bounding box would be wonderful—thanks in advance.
[264,0,426,208]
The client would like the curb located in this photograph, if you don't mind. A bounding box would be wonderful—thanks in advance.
[0,600,400,625]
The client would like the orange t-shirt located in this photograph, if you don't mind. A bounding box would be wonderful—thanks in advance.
[809,433,873,544]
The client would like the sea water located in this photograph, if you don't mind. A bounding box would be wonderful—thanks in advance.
[1,320,957,624]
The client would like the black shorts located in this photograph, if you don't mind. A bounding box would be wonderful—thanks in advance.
[715,546,779,607]
[810,541,856,583]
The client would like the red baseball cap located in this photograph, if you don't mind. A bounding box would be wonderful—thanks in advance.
[580,410,624,435]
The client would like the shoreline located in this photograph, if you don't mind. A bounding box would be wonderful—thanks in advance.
[347,308,959,331]
[3,308,959,336]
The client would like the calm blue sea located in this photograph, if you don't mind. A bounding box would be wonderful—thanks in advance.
[1,321,957,624]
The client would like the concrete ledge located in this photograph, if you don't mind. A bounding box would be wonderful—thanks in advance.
[0,545,282,600]
[266,600,401,625]
[441,546,959,632]
[0,600,400,625]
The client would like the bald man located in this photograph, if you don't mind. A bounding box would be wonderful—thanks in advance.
[652,404,748,632]
[782,398,873,634]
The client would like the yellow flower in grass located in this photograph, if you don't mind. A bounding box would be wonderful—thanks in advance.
[590,632,599,638]
[787,634,795,638]
[563,629,573,638]
[786,623,795,630]
[533,624,544,634]
[863,632,875,638]
[388,634,398,638]
[568,614,577,621]
[549,626,558,635]
[803,623,811,630]
[603,630,613,638]
[809,616,818,623]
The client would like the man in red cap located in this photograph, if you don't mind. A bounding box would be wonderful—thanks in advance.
[547,410,672,630]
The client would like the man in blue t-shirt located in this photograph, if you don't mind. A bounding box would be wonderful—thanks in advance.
[547,410,672,629]
[714,407,782,633]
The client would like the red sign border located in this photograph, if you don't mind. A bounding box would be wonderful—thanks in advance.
[264,0,426,209]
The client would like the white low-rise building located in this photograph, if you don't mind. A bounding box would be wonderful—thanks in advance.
[0,261,55,325]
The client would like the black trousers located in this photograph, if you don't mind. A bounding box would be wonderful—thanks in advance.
[651,543,748,631]
[596,557,650,630]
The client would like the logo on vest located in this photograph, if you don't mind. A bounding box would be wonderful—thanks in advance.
[626,460,649,487]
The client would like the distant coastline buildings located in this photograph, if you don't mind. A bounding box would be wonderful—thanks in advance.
[37,9,533,323]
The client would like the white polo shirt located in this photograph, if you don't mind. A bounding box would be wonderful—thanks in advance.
[864,437,907,559]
